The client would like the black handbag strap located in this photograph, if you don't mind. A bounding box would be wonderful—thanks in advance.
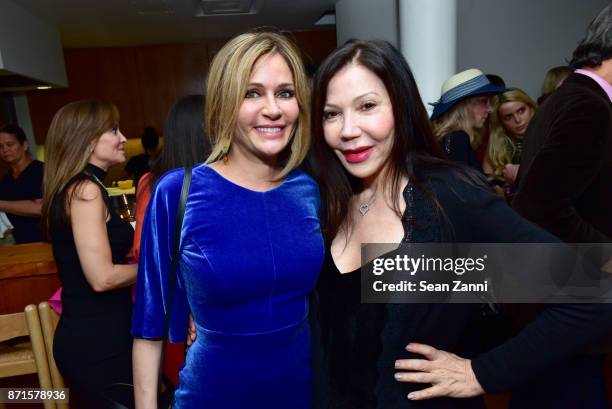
[159,166,192,393]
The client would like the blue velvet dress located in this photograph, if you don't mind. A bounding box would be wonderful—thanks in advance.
[132,164,324,409]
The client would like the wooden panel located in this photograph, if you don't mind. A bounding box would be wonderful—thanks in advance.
[172,44,209,99]
[0,242,54,270]
[93,47,144,140]
[290,29,337,66]
[0,275,60,315]
[27,48,99,144]
[134,44,182,133]
[26,30,335,148]
[0,243,60,314]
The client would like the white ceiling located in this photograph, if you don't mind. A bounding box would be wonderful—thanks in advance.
[16,0,336,48]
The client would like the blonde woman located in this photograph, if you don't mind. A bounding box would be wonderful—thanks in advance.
[41,101,136,407]
[485,88,537,188]
[131,31,324,409]
[538,65,570,103]
[431,69,507,171]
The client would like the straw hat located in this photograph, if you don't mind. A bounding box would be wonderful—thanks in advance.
[430,68,508,120]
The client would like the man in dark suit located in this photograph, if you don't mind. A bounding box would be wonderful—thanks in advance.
[512,4,612,409]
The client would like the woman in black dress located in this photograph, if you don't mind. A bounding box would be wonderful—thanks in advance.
[41,100,136,407]
[309,40,612,408]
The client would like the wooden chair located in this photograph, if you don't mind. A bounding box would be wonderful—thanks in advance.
[0,304,55,409]
[38,302,69,409]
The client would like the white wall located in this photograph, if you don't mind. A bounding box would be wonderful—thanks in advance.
[399,0,457,113]
[13,95,37,156]
[0,0,67,87]
[335,0,399,46]
[456,0,609,99]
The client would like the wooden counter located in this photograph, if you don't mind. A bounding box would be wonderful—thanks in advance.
[0,242,60,314]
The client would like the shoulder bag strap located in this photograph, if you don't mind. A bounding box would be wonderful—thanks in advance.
[159,166,192,390]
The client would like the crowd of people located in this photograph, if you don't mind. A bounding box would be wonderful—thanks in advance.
[0,3,610,409]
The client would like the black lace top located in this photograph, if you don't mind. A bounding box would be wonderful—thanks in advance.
[314,170,486,409]
[312,167,610,408]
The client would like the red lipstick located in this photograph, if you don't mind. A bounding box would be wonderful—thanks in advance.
[342,146,373,163]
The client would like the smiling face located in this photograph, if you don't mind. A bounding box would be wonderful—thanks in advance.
[232,52,299,164]
[89,127,127,170]
[0,132,29,166]
[323,63,395,182]
[498,101,534,138]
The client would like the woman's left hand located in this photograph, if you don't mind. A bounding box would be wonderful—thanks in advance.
[394,343,484,400]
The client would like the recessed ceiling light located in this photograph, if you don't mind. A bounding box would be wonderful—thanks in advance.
[36,86,52,90]
[196,0,259,16]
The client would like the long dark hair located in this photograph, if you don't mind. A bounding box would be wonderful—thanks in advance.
[145,95,211,190]
[311,39,476,238]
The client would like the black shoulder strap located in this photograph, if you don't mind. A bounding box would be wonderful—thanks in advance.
[159,166,192,389]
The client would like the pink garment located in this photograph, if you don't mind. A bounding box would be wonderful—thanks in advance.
[49,287,62,314]
[575,68,612,101]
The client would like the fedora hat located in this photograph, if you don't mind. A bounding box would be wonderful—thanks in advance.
[430,68,508,120]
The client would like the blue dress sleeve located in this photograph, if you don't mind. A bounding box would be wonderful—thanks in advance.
[131,169,190,343]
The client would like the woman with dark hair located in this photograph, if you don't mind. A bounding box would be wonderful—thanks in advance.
[310,39,612,408]
[131,94,210,386]
[41,101,136,407]
[0,123,44,243]
[133,95,210,261]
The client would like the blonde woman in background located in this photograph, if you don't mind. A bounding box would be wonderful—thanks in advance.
[485,88,537,195]
[132,30,324,409]
[431,69,507,172]
[538,65,570,103]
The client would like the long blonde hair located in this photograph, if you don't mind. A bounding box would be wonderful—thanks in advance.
[205,31,310,178]
[431,96,483,149]
[42,100,119,236]
[487,89,537,178]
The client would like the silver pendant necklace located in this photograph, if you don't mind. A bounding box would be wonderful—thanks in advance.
[358,192,377,216]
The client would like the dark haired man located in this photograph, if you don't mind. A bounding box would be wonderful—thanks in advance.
[0,123,44,243]
[512,4,612,409]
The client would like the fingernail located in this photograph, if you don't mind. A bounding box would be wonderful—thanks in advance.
[394,373,403,380]
[407,393,416,400]
[394,360,400,368]
[406,343,414,350]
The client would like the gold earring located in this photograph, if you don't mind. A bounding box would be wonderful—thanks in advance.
[221,140,230,163]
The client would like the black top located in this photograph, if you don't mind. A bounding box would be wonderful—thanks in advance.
[0,160,44,243]
[313,168,612,408]
[441,131,483,173]
[125,153,151,188]
[52,163,134,365]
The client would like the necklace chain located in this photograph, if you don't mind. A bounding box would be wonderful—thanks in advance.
[358,191,377,216]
